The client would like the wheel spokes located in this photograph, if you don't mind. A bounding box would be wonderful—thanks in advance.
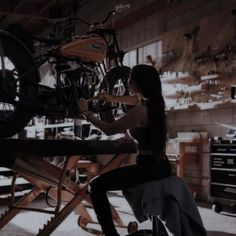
[0,38,6,79]
[0,102,15,120]
[0,41,18,120]
[112,78,126,117]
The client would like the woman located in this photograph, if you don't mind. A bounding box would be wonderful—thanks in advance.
[78,64,172,236]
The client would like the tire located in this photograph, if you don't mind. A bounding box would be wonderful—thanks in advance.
[212,201,222,213]
[127,221,138,234]
[98,66,131,122]
[0,30,39,138]
[77,216,89,228]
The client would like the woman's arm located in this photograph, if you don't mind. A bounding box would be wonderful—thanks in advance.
[86,106,147,135]
[98,91,140,106]
[79,98,147,136]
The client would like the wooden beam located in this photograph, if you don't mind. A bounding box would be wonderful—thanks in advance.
[0,1,48,20]
[23,0,60,29]
[12,0,26,12]
[37,0,58,15]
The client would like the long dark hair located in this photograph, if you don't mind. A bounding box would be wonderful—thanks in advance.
[130,64,167,157]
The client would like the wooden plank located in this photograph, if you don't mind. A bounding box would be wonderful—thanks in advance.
[0,1,48,20]
[168,0,205,19]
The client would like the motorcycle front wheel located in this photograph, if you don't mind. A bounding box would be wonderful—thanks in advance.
[0,30,39,138]
[99,66,131,122]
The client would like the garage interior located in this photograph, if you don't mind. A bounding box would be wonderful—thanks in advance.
[0,0,235,235]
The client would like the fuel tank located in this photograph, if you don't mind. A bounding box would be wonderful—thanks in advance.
[60,36,107,63]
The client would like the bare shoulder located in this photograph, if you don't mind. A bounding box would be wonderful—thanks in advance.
[123,104,148,127]
[130,104,148,115]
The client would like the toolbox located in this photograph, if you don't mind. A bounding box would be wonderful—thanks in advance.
[210,139,236,213]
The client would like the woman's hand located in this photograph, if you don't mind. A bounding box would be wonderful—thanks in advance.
[97,91,113,103]
[78,98,88,113]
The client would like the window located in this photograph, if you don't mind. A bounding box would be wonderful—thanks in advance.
[138,41,162,65]
[123,41,162,68]
[123,49,137,67]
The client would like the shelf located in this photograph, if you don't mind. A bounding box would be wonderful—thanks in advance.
[25,122,74,131]
[24,122,74,139]
[44,122,74,129]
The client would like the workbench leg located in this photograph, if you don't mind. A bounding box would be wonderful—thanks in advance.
[37,189,87,236]
[0,186,42,229]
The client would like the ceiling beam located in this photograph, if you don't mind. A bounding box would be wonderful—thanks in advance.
[0,1,48,20]
[23,0,59,30]
[0,0,26,27]
[37,0,58,15]
[12,0,26,12]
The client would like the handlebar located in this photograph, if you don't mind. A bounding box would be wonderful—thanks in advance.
[77,4,130,26]
[48,4,130,29]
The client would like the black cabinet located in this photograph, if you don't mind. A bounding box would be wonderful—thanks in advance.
[210,140,236,209]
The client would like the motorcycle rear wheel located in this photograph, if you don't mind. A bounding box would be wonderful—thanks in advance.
[0,30,39,138]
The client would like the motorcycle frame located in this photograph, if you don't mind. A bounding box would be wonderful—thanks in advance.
[1,24,126,118]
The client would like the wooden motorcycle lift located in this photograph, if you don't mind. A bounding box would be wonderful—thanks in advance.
[0,139,136,235]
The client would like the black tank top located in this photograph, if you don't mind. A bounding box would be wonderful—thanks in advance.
[128,126,151,151]
[128,126,167,165]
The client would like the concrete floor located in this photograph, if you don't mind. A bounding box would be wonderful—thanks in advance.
[0,192,235,236]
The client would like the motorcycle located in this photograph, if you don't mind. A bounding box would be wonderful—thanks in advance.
[0,9,131,138]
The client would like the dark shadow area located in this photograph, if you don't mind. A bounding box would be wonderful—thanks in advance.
[197,202,236,218]
[207,231,236,236]
[221,212,236,218]
[197,201,212,209]
[1,223,34,236]
[80,226,103,235]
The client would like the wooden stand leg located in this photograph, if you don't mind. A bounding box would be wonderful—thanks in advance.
[37,189,87,236]
[0,153,132,235]
[0,186,42,229]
